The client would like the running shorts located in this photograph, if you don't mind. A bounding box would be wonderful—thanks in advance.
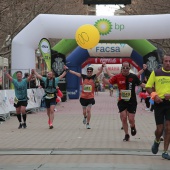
[79,98,95,107]
[117,99,137,114]
[154,99,170,125]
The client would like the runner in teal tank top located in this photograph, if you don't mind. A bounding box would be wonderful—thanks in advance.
[4,70,33,129]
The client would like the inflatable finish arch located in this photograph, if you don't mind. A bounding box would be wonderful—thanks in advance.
[11,14,170,98]
[12,14,170,71]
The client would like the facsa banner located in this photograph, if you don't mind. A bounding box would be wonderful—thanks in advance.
[87,43,132,57]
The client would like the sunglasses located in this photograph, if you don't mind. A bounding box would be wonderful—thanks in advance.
[87,71,92,73]
[122,66,130,70]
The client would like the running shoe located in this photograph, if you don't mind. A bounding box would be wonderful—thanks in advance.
[131,126,137,136]
[123,134,130,141]
[160,137,164,142]
[151,140,160,154]
[18,123,22,129]
[86,124,91,129]
[162,152,170,160]
[83,117,86,124]
[22,123,27,128]
[145,108,150,111]
[49,124,53,129]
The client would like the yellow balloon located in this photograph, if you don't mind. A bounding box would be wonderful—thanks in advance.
[75,24,100,49]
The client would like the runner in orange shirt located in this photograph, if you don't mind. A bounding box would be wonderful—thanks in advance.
[65,65,104,129]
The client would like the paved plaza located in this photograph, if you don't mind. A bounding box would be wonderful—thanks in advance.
[0,90,169,170]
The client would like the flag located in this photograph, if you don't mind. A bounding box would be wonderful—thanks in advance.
[39,38,51,71]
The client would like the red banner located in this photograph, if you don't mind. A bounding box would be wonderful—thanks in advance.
[82,57,140,71]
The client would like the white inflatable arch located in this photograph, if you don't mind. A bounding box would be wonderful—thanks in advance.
[11,14,170,71]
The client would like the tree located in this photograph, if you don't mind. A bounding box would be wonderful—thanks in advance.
[0,0,87,60]
[121,0,170,54]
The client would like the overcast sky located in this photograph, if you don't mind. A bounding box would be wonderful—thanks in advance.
[96,5,121,16]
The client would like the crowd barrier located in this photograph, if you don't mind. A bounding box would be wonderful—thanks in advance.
[0,88,45,121]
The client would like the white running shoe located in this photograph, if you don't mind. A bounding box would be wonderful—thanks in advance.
[86,124,91,129]
[83,117,86,124]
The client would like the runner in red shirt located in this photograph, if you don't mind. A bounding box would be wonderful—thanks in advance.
[103,61,145,141]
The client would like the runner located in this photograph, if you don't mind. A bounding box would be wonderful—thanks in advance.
[102,61,145,141]
[104,63,147,131]
[145,54,170,160]
[65,65,104,129]
[4,70,33,129]
[32,69,67,129]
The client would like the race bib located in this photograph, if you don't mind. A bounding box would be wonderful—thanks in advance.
[83,85,92,92]
[45,93,55,99]
[121,90,131,100]
[47,93,54,98]
[14,97,18,104]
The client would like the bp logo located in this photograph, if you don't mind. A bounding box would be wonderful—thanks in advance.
[94,19,112,36]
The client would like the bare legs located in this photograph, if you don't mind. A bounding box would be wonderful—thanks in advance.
[16,106,27,129]
[155,121,170,152]
[47,105,55,129]
[82,105,92,129]
[120,110,136,141]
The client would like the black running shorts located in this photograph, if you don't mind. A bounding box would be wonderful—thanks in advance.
[154,100,170,125]
[79,98,95,107]
[117,99,137,114]
[14,101,28,108]
[45,97,56,108]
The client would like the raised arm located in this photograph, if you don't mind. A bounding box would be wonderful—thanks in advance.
[137,64,147,77]
[4,70,13,81]
[64,65,81,77]
[27,70,34,82]
[68,70,81,77]
[96,64,104,77]
[104,65,113,77]
[32,69,43,80]
[59,69,67,79]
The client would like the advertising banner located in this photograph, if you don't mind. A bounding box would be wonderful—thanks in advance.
[51,50,67,102]
[39,38,52,71]
[0,90,10,121]
[143,50,161,77]
[87,43,133,57]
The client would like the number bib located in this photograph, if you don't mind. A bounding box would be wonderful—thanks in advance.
[14,97,18,104]
[45,93,55,99]
[47,93,55,98]
[121,90,131,100]
[83,85,92,92]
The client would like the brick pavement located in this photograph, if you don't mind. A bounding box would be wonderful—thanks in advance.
[0,90,169,169]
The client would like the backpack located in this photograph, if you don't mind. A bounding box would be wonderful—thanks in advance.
[44,78,57,98]
[45,78,56,89]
